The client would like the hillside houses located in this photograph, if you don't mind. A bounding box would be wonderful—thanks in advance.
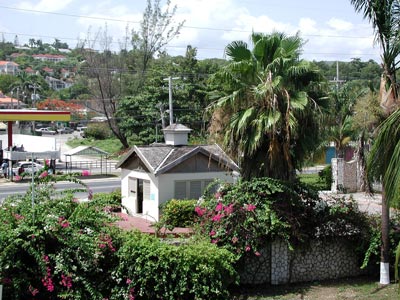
[3,52,75,90]
[0,61,19,75]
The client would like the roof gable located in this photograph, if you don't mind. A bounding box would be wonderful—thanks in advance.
[116,144,239,175]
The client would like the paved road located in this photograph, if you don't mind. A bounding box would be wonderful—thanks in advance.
[0,177,121,202]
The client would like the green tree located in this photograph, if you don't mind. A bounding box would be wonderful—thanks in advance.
[351,0,400,285]
[209,32,327,181]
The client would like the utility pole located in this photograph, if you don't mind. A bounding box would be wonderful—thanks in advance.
[163,76,179,125]
[330,61,346,89]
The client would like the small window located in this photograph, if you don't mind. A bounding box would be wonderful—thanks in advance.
[175,181,187,199]
[190,181,202,199]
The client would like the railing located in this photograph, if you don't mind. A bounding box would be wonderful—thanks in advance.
[62,160,118,175]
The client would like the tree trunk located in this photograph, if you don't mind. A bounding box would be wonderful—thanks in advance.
[380,186,390,284]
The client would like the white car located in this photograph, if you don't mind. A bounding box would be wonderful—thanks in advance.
[35,127,57,135]
[12,161,44,176]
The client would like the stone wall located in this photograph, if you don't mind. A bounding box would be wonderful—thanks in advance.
[289,240,362,283]
[240,239,365,285]
[240,247,271,285]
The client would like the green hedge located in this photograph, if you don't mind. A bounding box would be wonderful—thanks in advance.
[112,232,238,300]
[158,199,197,230]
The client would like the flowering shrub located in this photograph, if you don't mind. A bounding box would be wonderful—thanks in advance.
[195,177,371,258]
[0,178,122,299]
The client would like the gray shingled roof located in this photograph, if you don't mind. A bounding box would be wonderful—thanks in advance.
[115,144,239,174]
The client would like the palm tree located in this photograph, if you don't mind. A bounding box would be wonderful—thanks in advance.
[209,32,326,181]
[351,0,400,284]
[351,0,400,114]
[367,108,400,284]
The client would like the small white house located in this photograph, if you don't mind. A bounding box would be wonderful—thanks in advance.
[116,124,239,221]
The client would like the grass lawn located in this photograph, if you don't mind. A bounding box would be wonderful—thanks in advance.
[66,137,125,158]
[232,276,398,299]
[298,173,329,191]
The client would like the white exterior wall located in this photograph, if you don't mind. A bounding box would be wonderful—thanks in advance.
[120,169,160,222]
[121,170,236,222]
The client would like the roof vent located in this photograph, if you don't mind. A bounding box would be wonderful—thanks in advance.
[162,123,192,146]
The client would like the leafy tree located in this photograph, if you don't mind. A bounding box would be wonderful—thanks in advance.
[81,0,184,149]
[351,0,400,284]
[209,32,327,181]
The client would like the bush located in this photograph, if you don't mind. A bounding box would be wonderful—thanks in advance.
[0,183,122,299]
[318,164,332,190]
[195,177,372,258]
[84,123,112,140]
[158,199,197,230]
[112,232,238,300]
[0,179,238,299]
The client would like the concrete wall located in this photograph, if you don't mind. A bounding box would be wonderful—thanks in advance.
[332,158,361,193]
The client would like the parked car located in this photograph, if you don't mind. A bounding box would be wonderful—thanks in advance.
[35,127,57,135]
[12,161,43,176]
[58,127,74,134]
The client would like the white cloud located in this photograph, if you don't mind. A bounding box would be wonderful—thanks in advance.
[298,18,318,35]
[326,18,354,31]
[17,0,75,12]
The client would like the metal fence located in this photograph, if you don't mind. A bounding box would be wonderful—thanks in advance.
[61,160,118,175]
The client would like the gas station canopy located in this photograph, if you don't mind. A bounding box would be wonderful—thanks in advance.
[0,109,70,121]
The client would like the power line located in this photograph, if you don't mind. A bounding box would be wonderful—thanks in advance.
[0,5,374,39]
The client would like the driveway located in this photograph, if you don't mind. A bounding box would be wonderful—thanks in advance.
[320,191,383,215]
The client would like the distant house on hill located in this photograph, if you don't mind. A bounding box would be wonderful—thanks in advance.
[116,124,239,221]
[32,54,66,63]
[45,76,73,91]
[24,67,36,75]
[42,66,54,75]
[0,92,27,109]
[0,61,19,75]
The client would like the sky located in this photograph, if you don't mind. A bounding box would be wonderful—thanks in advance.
[0,0,382,62]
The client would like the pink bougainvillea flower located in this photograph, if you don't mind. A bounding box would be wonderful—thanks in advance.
[61,274,73,289]
[211,238,220,244]
[215,202,223,212]
[245,245,251,252]
[214,191,222,199]
[58,217,70,228]
[126,278,132,284]
[42,267,54,292]
[39,170,48,178]
[14,175,22,182]
[13,213,24,220]
[194,206,206,217]
[212,214,222,222]
[245,204,256,211]
[209,230,216,236]
[255,251,261,257]
[29,285,39,296]
[223,203,234,215]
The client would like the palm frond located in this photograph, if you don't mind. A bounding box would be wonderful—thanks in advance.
[225,41,252,61]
